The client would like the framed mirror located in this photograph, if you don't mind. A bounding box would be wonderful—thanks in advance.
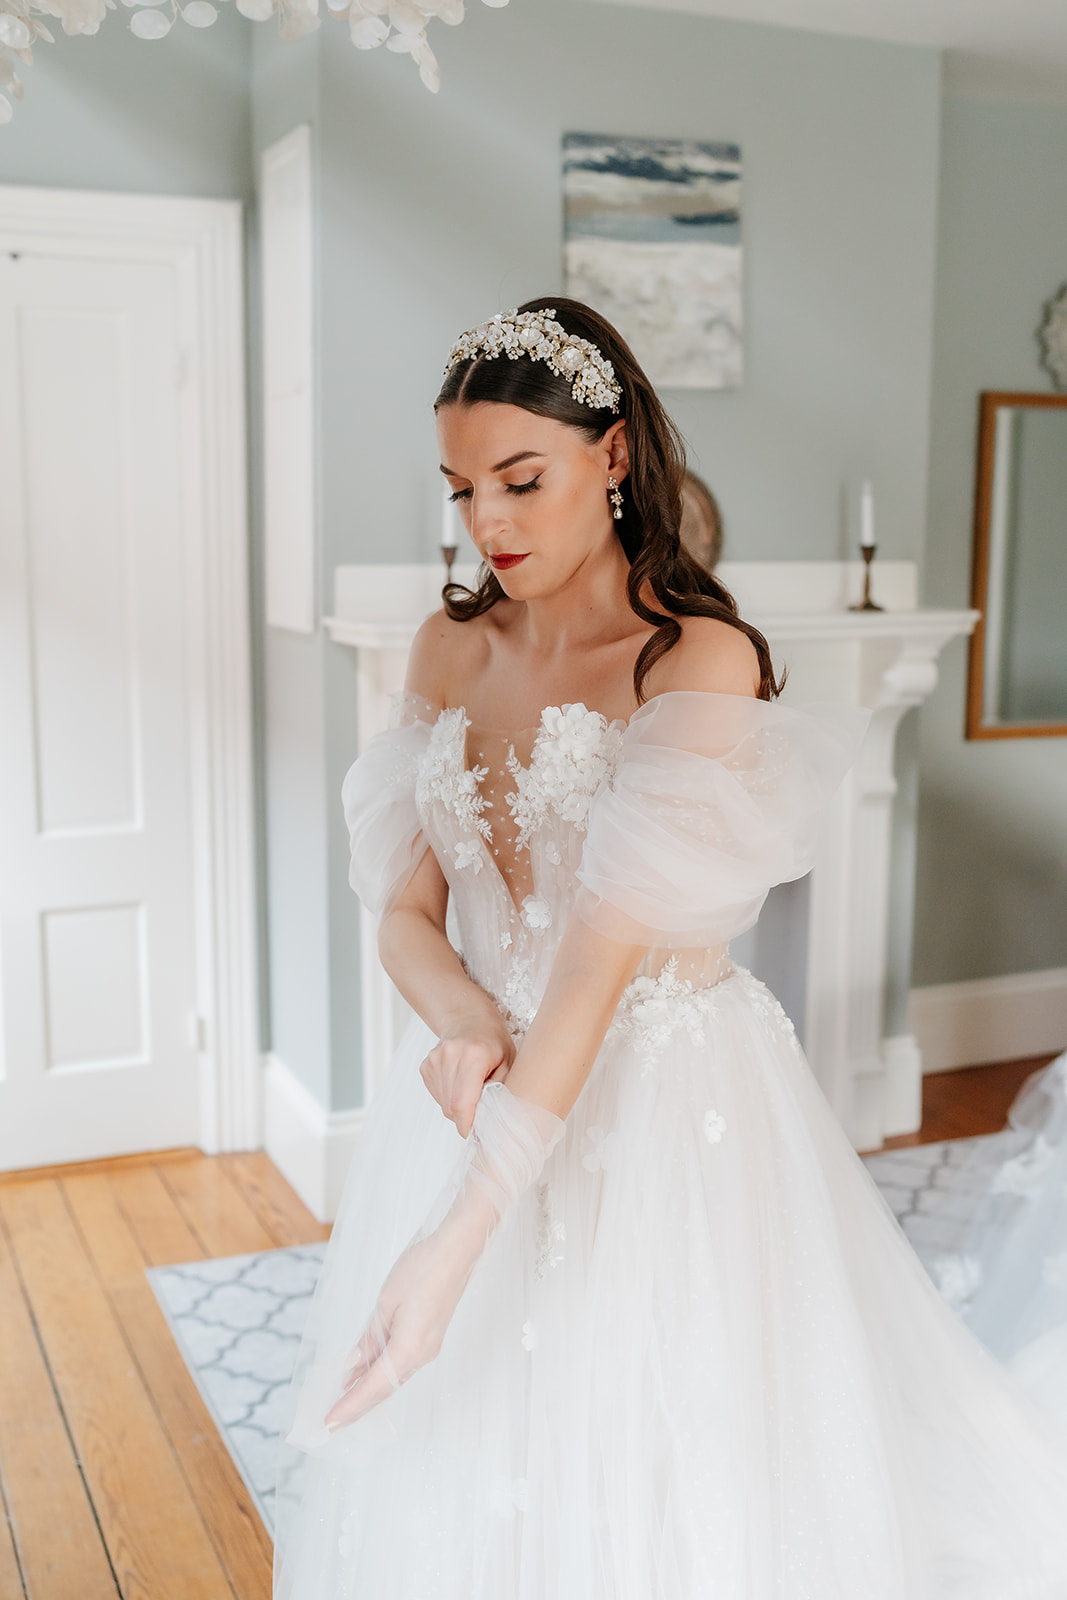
[966,391,1067,739]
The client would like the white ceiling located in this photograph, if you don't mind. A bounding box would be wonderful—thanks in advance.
[587,0,1067,99]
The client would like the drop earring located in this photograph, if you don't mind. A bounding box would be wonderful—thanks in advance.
[608,476,624,520]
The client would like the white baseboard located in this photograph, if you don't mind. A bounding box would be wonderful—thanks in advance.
[909,968,1067,1074]
[262,1054,365,1224]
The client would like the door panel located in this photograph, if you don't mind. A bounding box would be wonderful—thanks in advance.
[0,253,200,1167]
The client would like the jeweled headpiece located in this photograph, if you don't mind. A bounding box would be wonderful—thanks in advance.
[444,308,622,413]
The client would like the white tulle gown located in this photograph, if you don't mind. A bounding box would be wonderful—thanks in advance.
[937,1050,1067,1420]
[274,689,1067,1600]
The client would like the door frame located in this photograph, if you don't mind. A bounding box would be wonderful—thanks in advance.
[0,184,260,1154]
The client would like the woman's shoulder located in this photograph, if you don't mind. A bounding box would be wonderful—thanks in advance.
[405,605,504,704]
[644,613,761,700]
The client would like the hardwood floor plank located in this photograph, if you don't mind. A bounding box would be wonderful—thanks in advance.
[221,1153,330,1249]
[0,1212,118,1600]
[0,1150,200,1189]
[0,1486,27,1600]
[113,1280,273,1599]
[108,1164,205,1269]
[62,1171,273,1597]
[923,1056,1053,1143]
[160,1159,276,1259]
[0,1181,235,1600]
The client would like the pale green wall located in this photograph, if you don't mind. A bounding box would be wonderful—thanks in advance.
[9,9,1041,1112]
[297,3,943,1106]
[0,9,251,196]
[914,89,1067,987]
[315,2,940,572]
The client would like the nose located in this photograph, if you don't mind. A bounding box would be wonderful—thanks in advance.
[467,491,508,553]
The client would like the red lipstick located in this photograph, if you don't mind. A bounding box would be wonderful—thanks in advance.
[489,553,529,571]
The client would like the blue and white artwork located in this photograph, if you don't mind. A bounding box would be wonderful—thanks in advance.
[562,133,743,390]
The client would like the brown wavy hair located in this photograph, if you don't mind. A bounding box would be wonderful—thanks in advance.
[434,296,782,704]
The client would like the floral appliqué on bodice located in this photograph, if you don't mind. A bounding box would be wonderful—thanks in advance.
[413,700,738,1065]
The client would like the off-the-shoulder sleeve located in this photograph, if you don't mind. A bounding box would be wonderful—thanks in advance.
[576,690,868,948]
[341,692,437,917]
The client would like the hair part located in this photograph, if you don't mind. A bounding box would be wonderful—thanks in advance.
[434,296,783,704]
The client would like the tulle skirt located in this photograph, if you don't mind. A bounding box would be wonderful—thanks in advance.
[273,969,1067,1599]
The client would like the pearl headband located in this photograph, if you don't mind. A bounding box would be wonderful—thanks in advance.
[444,308,622,413]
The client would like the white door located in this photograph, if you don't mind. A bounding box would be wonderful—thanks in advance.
[0,251,201,1168]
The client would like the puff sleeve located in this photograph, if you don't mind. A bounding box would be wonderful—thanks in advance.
[576,690,868,948]
[341,693,436,917]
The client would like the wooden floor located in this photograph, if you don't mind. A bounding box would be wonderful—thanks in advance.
[0,1149,328,1600]
[0,1053,1057,1600]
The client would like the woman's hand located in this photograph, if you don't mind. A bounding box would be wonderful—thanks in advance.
[420,1009,515,1137]
[322,1085,564,1434]
[325,1204,490,1432]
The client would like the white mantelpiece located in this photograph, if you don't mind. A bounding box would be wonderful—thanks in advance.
[325,562,977,1151]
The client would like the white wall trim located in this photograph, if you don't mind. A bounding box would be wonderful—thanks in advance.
[0,185,261,1153]
[910,967,1067,1074]
[263,1053,365,1223]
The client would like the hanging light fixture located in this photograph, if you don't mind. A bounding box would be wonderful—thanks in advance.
[0,0,508,121]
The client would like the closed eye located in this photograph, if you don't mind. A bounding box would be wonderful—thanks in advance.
[449,475,542,503]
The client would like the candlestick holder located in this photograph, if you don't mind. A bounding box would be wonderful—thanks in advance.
[441,543,458,586]
[849,544,884,612]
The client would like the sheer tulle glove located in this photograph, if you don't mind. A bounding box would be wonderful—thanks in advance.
[324,1082,564,1431]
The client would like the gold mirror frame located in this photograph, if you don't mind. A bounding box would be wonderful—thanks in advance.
[966,390,1067,740]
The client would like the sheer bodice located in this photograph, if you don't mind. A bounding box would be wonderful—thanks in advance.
[342,688,866,1042]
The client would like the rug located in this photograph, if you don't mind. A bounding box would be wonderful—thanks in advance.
[148,1136,1001,1533]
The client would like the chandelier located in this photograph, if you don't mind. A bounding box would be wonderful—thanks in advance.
[0,0,507,121]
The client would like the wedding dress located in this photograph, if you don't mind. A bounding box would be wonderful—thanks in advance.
[274,689,1067,1600]
[933,1050,1067,1421]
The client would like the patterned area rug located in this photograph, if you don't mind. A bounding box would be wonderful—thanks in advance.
[148,1136,1000,1534]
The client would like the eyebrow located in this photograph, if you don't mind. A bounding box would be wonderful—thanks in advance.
[439,450,546,478]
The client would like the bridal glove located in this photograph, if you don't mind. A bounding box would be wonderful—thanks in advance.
[325,1081,564,1430]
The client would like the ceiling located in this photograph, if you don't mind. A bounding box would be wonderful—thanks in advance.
[587,0,1067,100]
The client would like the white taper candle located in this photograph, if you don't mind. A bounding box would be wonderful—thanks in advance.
[441,485,460,551]
[857,480,876,550]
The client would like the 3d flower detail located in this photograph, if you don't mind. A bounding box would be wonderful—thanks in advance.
[520,895,552,931]
[453,839,483,872]
[507,703,623,848]
[520,1319,537,1351]
[609,956,730,1073]
[703,1108,727,1145]
[580,1125,619,1173]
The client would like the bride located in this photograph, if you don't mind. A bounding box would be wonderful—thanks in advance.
[274,298,1067,1599]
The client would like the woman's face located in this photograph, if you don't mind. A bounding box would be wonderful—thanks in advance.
[436,401,628,599]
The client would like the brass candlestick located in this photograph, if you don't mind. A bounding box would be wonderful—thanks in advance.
[849,544,884,612]
[441,543,458,585]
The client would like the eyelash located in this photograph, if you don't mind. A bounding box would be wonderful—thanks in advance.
[448,475,542,504]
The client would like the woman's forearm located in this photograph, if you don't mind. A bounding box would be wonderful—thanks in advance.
[504,917,646,1120]
[378,905,502,1038]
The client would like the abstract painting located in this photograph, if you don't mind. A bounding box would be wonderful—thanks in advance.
[562,133,743,390]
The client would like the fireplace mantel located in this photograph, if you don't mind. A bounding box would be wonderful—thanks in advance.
[326,561,977,1150]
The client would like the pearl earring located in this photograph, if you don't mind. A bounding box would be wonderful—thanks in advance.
[608,476,624,520]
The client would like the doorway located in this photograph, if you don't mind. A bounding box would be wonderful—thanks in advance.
[0,186,259,1167]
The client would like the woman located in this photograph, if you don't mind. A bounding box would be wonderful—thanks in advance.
[275,299,1067,1599]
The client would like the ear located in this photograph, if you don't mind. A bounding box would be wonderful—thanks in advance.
[602,419,630,484]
